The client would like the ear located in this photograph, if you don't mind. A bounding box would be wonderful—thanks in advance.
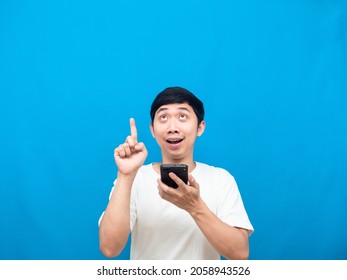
[150,122,155,138]
[197,120,206,137]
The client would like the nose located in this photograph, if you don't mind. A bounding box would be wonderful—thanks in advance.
[168,118,179,134]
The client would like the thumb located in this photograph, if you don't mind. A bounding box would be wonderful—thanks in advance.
[134,142,146,151]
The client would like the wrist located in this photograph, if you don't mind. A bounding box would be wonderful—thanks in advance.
[188,198,206,218]
[117,171,137,183]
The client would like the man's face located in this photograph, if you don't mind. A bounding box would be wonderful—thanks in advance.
[150,103,205,162]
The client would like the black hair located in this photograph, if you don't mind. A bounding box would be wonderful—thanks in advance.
[150,87,205,124]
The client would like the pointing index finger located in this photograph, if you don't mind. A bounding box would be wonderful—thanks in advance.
[130,118,138,142]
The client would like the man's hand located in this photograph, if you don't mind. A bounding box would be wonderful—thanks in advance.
[114,118,148,176]
[157,173,203,214]
[158,171,250,259]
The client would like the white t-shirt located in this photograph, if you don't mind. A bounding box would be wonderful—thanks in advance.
[104,162,253,260]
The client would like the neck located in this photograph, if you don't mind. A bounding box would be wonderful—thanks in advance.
[160,155,196,173]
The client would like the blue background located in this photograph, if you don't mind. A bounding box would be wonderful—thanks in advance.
[1,0,346,260]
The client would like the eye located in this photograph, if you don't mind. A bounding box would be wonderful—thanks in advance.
[160,114,167,121]
[179,114,187,120]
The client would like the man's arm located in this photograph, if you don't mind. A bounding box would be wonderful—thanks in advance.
[157,173,250,260]
[99,173,134,258]
[99,118,147,258]
[189,199,249,259]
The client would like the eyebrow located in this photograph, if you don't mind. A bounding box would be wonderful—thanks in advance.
[156,106,191,114]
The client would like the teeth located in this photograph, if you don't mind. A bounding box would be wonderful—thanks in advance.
[167,139,182,143]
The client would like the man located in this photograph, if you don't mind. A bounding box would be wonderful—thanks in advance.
[99,87,253,259]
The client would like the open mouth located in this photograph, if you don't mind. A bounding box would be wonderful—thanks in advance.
[166,138,183,144]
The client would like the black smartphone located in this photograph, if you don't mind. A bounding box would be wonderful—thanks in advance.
[160,164,188,189]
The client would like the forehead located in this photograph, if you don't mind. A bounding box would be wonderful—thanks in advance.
[155,103,193,114]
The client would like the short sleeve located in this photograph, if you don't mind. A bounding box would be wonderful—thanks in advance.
[216,170,254,235]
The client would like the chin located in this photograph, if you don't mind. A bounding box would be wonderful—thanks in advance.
[168,152,188,162]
